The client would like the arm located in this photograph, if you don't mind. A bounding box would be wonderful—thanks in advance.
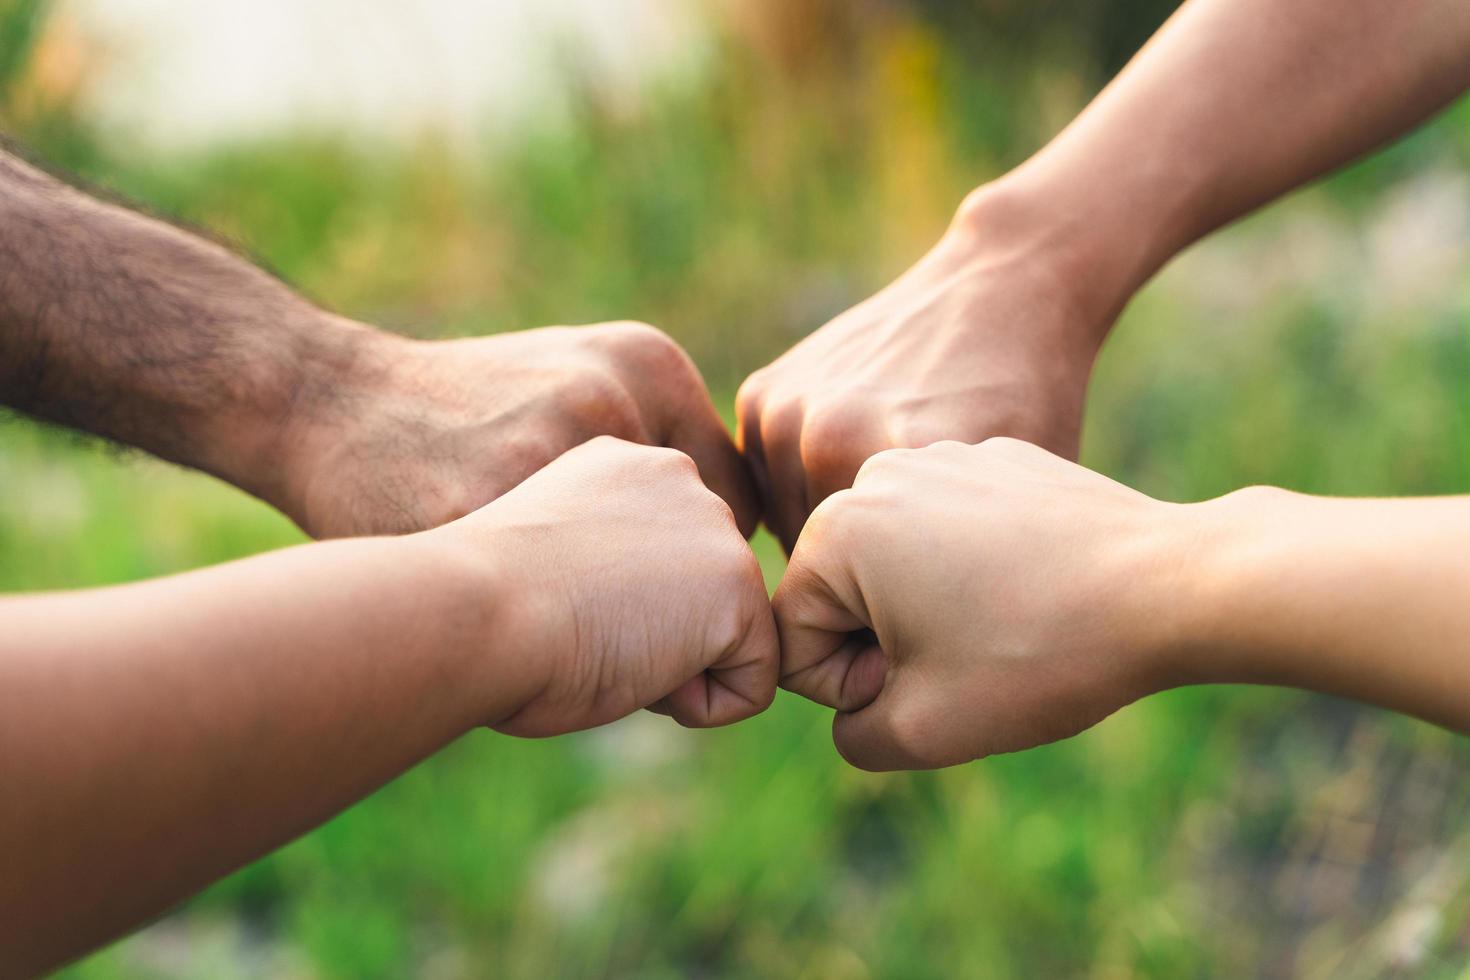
[738,0,1470,551]
[773,439,1470,771]
[997,0,1470,321]
[0,147,757,537]
[0,438,777,974]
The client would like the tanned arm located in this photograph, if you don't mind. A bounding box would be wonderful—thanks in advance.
[774,439,1470,771]
[0,147,758,537]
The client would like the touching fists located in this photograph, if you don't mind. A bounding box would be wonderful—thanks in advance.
[440,436,779,735]
[773,438,1184,770]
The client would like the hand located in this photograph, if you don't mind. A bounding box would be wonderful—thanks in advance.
[735,189,1112,552]
[436,436,778,735]
[773,438,1188,770]
[279,320,757,539]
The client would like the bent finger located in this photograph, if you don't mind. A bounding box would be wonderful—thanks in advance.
[759,403,809,554]
[664,563,779,728]
[772,546,881,711]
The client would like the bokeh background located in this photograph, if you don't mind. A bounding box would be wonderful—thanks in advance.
[4,0,1470,975]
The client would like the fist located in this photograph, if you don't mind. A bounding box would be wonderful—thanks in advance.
[284,320,758,539]
[774,438,1185,770]
[450,436,778,736]
[736,197,1102,552]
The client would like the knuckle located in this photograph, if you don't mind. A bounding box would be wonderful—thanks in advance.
[976,435,1033,456]
[589,436,671,474]
[758,397,805,450]
[926,439,973,454]
[799,488,856,545]
[581,433,629,455]
[598,318,663,345]
[735,371,769,418]
[697,483,741,531]
[600,320,690,370]
[799,403,870,475]
[853,446,911,486]
[706,600,749,658]
[649,444,700,477]
[709,558,766,648]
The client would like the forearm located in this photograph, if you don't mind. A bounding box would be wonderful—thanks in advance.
[960,0,1470,333]
[1166,488,1470,732]
[0,148,399,507]
[0,533,515,974]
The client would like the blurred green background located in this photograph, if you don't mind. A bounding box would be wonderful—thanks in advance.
[5,0,1470,976]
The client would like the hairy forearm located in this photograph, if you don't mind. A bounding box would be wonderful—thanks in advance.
[1163,489,1470,732]
[0,532,514,974]
[0,148,388,507]
[962,0,1470,331]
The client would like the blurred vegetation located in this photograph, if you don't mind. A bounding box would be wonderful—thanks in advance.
[3,0,1470,976]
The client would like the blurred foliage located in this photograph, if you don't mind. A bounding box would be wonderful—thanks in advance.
[0,0,45,90]
[3,0,1470,977]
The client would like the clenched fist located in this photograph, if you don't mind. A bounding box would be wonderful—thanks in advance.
[434,436,779,734]
[736,188,1108,552]
[773,438,1185,770]
[280,320,758,539]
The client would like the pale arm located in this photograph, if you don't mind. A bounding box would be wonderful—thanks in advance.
[1175,488,1470,734]
[993,0,1470,324]
[774,440,1470,771]
[738,0,1470,549]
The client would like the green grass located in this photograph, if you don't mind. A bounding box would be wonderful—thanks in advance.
[4,4,1470,976]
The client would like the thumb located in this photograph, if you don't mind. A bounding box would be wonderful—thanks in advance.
[773,546,887,713]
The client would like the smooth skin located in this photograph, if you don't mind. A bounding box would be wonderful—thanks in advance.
[0,437,777,976]
[0,148,758,538]
[776,439,1470,772]
[737,0,1470,552]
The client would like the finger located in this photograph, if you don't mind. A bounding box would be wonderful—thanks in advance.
[772,539,884,712]
[665,392,762,539]
[799,407,890,513]
[759,402,809,554]
[663,556,779,729]
[781,632,887,713]
[734,382,774,535]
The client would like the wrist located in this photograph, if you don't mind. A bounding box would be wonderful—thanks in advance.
[404,519,549,729]
[1149,485,1303,688]
[949,169,1170,344]
[253,315,417,527]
